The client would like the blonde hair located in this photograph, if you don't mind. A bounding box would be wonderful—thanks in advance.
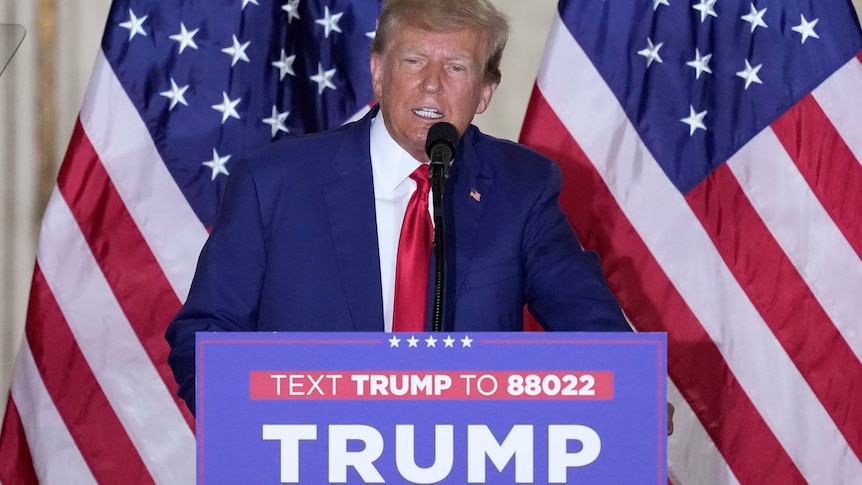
[371,0,510,85]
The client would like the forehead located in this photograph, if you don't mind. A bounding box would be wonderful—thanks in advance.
[386,23,487,60]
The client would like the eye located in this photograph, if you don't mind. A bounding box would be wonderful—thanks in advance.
[448,64,470,78]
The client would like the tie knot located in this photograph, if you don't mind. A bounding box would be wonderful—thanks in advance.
[410,164,430,192]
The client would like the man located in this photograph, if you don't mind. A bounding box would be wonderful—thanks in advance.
[166,0,631,414]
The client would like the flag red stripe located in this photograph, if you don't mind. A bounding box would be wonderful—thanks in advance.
[56,120,192,428]
[25,266,154,483]
[686,162,862,460]
[0,398,38,485]
[520,87,807,484]
[770,94,862,261]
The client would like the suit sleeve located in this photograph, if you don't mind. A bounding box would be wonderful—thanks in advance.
[522,162,631,332]
[165,159,267,413]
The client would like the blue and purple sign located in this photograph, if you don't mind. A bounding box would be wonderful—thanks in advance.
[196,332,666,484]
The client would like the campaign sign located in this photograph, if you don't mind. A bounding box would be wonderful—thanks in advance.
[196,332,666,484]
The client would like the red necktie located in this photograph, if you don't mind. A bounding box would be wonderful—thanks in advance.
[392,164,432,332]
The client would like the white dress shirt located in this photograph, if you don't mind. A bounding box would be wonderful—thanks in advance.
[369,113,432,332]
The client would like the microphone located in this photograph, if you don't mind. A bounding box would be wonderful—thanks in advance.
[425,122,459,170]
[424,122,459,332]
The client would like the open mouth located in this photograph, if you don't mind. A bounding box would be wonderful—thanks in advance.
[412,108,444,120]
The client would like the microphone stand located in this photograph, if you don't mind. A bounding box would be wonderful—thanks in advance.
[424,121,458,332]
[428,157,449,332]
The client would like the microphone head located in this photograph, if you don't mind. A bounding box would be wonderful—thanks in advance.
[425,122,460,161]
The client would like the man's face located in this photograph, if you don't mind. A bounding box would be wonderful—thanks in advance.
[370,23,497,163]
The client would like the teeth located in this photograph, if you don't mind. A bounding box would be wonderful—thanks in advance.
[413,108,443,119]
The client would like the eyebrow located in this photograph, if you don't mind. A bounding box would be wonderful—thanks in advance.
[399,47,478,66]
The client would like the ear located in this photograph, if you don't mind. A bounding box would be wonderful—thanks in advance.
[370,53,384,100]
[474,82,497,115]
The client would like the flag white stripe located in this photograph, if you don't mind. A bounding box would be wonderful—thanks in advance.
[728,127,862,363]
[538,15,862,483]
[667,380,740,485]
[343,103,372,125]
[812,57,862,168]
[37,187,195,484]
[80,51,209,303]
[10,340,97,484]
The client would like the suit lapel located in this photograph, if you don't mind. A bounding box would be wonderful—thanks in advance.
[442,127,494,329]
[322,113,385,331]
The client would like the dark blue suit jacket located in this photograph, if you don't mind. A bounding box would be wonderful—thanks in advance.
[166,109,630,410]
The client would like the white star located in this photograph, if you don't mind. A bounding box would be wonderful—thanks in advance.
[637,38,663,68]
[202,148,231,181]
[443,336,455,348]
[119,9,148,41]
[388,335,401,348]
[692,0,717,23]
[212,92,242,124]
[425,336,438,348]
[263,105,290,138]
[653,0,670,10]
[741,4,768,33]
[310,63,337,94]
[460,335,473,348]
[681,105,708,136]
[407,336,419,348]
[792,15,820,44]
[282,0,301,23]
[242,0,259,9]
[366,30,377,40]
[315,6,344,38]
[272,50,296,80]
[736,59,763,90]
[222,35,251,66]
[169,23,199,54]
[686,49,713,79]
[159,78,189,111]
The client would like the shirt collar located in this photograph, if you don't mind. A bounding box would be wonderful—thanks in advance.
[370,112,424,195]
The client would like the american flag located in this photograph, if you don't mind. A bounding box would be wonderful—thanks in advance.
[521,0,862,483]
[0,0,379,482]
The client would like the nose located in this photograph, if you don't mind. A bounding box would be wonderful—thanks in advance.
[420,64,444,94]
